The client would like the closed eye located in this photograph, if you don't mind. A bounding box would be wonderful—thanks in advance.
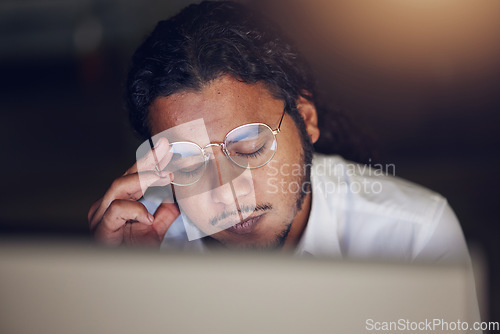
[234,145,265,158]
[178,164,204,178]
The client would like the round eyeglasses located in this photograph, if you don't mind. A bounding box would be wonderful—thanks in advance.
[151,109,286,186]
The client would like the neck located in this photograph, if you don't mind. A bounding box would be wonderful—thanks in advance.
[282,190,312,251]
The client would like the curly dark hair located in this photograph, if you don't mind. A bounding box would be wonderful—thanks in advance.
[126,0,373,163]
[128,1,314,133]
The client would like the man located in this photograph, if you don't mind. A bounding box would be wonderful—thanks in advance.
[88,1,468,262]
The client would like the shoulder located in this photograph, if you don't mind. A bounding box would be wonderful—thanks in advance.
[310,154,467,262]
[311,154,445,220]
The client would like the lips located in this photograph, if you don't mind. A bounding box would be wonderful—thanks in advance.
[224,214,263,235]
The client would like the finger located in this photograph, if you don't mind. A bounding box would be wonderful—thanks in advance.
[95,199,153,237]
[152,202,181,240]
[124,137,173,176]
[88,197,103,224]
[90,172,173,230]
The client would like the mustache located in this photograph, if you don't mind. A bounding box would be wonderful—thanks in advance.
[209,203,272,226]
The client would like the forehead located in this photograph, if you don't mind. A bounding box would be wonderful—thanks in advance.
[148,76,284,142]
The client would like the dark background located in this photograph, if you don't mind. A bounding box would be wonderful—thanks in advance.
[1,0,498,322]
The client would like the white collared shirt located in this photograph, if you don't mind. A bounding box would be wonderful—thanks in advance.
[294,154,468,263]
[148,154,468,263]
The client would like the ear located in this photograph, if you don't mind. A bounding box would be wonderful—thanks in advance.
[296,94,320,144]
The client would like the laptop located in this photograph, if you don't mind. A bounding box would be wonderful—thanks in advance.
[0,239,484,334]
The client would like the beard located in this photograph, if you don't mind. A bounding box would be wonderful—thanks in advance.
[252,152,313,251]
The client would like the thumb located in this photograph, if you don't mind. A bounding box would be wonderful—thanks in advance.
[152,202,180,240]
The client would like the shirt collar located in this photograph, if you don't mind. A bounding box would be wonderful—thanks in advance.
[294,154,343,258]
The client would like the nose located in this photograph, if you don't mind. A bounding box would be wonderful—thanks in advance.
[207,151,254,207]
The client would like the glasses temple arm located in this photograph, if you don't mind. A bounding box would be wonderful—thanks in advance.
[274,108,286,134]
[148,137,163,174]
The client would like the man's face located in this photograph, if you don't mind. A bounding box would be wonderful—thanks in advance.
[149,76,315,249]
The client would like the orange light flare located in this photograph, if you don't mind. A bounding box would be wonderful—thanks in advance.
[277,0,500,80]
